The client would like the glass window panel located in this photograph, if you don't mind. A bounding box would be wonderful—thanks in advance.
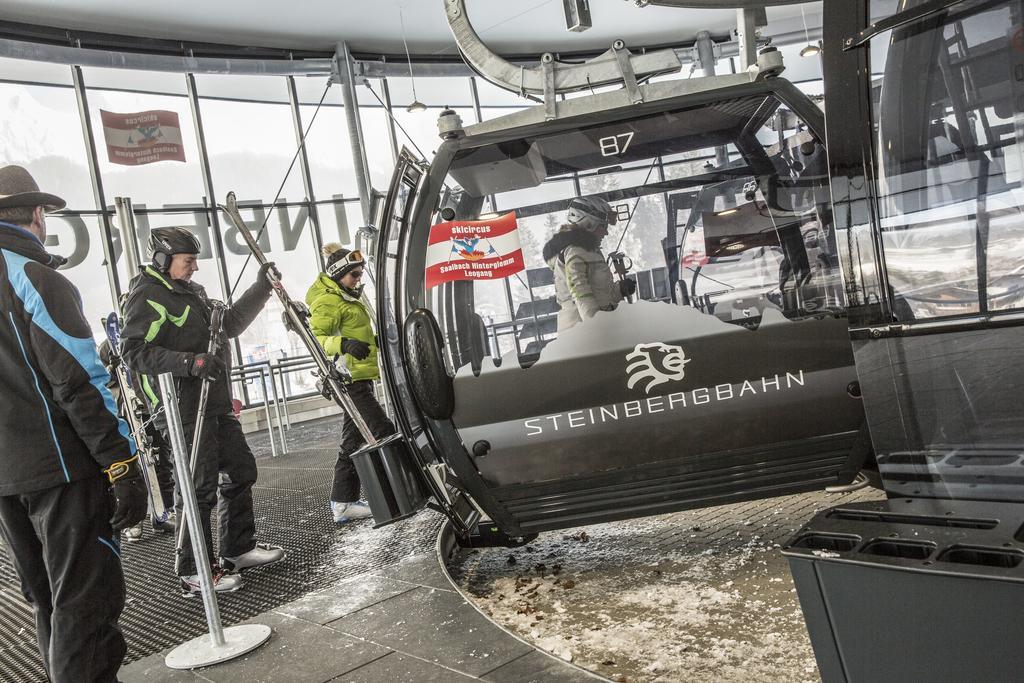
[192,73,290,104]
[80,66,187,96]
[474,106,522,126]
[0,56,73,86]
[872,1,1024,319]
[293,75,337,105]
[300,95,360,200]
[387,76,474,108]
[0,81,95,210]
[432,91,841,375]
[361,104,398,191]
[196,75,305,204]
[46,214,119,340]
[391,106,475,161]
[82,72,205,207]
[317,199,362,249]
[221,201,320,363]
[472,77,535,108]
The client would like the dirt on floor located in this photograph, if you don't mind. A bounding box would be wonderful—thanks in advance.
[449,489,883,682]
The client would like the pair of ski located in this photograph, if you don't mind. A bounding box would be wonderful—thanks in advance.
[219,192,399,455]
[102,314,172,528]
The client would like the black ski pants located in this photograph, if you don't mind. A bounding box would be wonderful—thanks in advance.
[173,413,258,576]
[0,475,126,683]
[332,380,395,503]
[147,424,175,511]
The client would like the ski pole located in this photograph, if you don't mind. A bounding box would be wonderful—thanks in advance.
[174,303,226,576]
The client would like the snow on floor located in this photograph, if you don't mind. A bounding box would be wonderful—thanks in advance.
[450,490,882,682]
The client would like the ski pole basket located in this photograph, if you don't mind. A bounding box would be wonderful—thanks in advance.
[349,433,428,527]
[782,498,1024,682]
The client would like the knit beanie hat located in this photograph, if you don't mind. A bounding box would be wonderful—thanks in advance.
[323,242,364,281]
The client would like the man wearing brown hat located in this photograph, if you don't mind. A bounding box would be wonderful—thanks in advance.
[0,164,148,682]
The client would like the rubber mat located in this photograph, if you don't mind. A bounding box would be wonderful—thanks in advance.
[0,417,442,682]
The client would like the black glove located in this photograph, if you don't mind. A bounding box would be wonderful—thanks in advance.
[190,352,226,380]
[619,278,637,298]
[258,261,281,290]
[341,338,371,360]
[105,459,148,531]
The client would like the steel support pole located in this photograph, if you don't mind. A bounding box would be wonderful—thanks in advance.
[159,373,271,669]
[469,76,484,123]
[114,196,144,276]
[335,42,374,226]
[274,364,292,429]
[185,73,233,303]
[186,73,245,369]
[263,363,287,455]
[71,65,121,305]
[257,367,279,458]
[695,31,734,208]
[380,77,400,166]
[158,373,224,646]
[736,9,759,71]
[286,76,326,269]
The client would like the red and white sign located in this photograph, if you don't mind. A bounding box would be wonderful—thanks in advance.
[100,109,186,166]
[424,212,526,289]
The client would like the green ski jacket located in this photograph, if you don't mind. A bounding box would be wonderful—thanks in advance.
[305,273,379,382]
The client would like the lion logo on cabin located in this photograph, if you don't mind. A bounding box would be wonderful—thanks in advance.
[625,342,690,394]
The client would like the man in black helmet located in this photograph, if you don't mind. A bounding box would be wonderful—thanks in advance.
[0,164,147,681]
[120,226,284,594]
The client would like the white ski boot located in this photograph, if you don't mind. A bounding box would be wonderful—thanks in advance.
[221,543,286,572]
[180,565,243,596]
[331,500,373,524]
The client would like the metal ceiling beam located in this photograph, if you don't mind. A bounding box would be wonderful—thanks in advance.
[445,0,681,97]
[0,37,334,75]
[636,0,807,6]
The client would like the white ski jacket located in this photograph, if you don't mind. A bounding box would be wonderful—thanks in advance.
[542,226,622,331]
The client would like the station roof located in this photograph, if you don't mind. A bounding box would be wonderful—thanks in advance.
[0,0,818,57]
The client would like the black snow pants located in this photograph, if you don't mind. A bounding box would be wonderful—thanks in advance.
[0,475,126,683]
[332,380,396,503]
[172,413,258,576]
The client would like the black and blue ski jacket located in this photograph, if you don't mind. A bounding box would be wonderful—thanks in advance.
[0,221,136,495]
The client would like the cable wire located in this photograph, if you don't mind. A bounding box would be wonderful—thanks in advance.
[228,80,331,299]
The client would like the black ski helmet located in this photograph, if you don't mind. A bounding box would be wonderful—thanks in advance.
[150,227,200,270]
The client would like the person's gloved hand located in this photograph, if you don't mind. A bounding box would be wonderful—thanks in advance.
[619,278,637,298]
[190,352,226,380]
[258,261,281,290]
[341,338,371,360]
[105,458,148,531]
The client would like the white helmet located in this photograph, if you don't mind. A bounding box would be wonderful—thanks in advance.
[566,196,616,232]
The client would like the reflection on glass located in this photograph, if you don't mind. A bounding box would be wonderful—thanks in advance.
[223,201,321,400]
[428,92,839,372]
[0,82,95,210]
[875,1,1024,320]
[46,215,118,340]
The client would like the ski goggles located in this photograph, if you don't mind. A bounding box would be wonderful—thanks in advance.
[326,250,365,279]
